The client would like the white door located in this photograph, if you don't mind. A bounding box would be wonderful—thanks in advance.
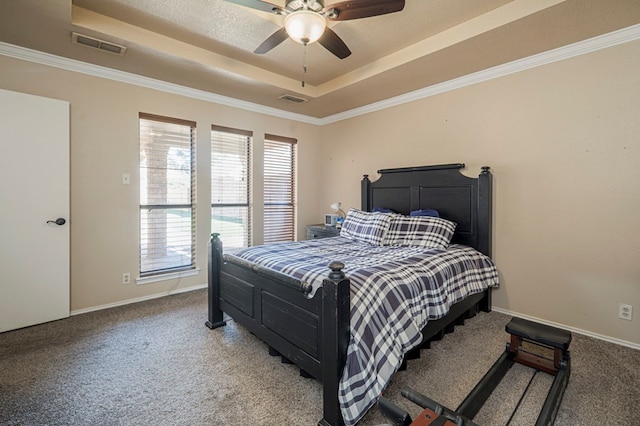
[0,88,70,333]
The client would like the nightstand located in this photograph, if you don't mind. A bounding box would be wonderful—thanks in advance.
[306,224,340,240]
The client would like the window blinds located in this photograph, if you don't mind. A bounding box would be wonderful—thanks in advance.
[211,125,252,249]
[263,134,296,244]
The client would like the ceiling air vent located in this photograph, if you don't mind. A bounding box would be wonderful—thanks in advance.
[72,32,127,56]
[278,94,308,104]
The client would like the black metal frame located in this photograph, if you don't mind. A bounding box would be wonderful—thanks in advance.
[378,319,571,426]
[207,164,493,426]
[455,347,571,425]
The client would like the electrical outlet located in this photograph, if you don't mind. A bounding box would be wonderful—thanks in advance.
[619,303,632,321]
[122,272,131,285]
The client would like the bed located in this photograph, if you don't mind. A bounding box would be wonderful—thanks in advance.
[206,163,497,426]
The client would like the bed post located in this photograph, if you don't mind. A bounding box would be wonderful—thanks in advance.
[361,174,371,211]
[205,233,227,329]
[478,166,492,258]
[318,262,350,426]
[478,166,492,313]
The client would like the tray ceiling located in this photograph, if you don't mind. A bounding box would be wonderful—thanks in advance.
[1,0,640,118]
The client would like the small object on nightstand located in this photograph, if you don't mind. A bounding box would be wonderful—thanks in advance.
[306,224,340,240]
[325,201,346,227]
[324,213,341,227]
[330,201,346,218]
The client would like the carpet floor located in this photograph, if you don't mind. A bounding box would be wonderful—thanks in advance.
[1,289,638,425]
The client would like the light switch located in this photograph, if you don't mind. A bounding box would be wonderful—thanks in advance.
[122,173,130,185]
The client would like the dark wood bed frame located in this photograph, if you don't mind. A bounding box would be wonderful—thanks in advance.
[206,163,493,426]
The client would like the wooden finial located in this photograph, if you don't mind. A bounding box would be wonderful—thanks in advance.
[328,261,345,280]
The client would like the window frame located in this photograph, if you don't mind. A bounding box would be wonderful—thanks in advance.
[138,112,197,278]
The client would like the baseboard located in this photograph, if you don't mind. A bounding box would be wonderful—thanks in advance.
[492,307,640,350]
[70,283,207,316]
[70,291,639,350]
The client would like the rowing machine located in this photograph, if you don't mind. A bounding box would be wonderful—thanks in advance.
[379,317,572,426]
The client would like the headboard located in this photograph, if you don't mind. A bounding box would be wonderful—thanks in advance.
[361,163,492,257]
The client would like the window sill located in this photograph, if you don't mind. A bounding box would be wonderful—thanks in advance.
[136,268,201,285]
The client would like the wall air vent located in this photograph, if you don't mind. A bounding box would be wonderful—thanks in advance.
[71,32,127,56]
[278,94,308,104]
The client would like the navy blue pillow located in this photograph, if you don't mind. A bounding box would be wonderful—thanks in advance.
[410,209,439,218]
[372,206,396,214]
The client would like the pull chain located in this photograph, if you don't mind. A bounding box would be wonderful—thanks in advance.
[302,44,307,88]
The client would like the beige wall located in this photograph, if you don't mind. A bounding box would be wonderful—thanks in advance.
[317,39,640,345]
[1,37,638,346]
[0,55,322,312]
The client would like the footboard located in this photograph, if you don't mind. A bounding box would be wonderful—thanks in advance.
[206,234,350,426]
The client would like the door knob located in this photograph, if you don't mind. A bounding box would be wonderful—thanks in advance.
[47,218,66,226]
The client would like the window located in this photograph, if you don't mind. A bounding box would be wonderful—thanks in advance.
[263,134,297,243]
[139,113,196,276]
[211,125,252,249]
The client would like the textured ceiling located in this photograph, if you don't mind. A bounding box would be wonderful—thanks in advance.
[1,0,640,118]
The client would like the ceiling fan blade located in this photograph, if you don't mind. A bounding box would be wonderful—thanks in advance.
[325,0,405,21]
[318,27,351,59]
[224,0,283,14]
[254,27,289,54]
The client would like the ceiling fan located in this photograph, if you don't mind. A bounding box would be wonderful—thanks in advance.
[225,0,406,59]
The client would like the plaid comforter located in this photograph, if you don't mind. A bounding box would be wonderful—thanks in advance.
[226,236,499,425]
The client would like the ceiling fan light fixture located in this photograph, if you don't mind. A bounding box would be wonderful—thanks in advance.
[284,10,326,45]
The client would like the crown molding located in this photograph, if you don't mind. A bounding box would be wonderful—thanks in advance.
[0,42,323,125]
[1,23,639,126]
[318,23,640,125]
